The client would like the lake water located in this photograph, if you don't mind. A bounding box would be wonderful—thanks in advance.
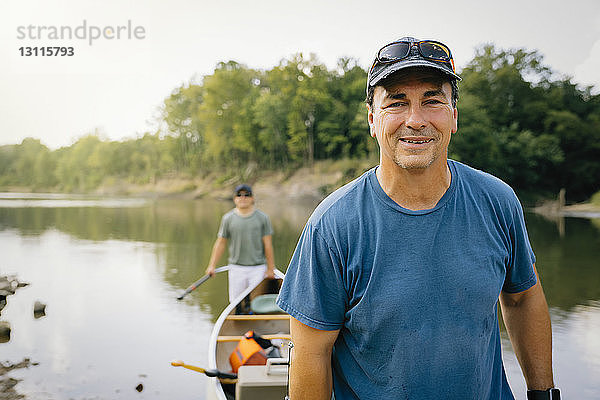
[0,193,598,399]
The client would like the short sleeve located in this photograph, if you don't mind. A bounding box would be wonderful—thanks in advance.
[276,222,346,330]
[262,214,274,237]
[502,198,537,293]
[217,214,229,238]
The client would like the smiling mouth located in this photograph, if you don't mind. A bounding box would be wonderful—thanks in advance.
[399,138,434,144]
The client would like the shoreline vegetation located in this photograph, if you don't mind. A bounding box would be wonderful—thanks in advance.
[2,158,599,219]
[1,44,599,212]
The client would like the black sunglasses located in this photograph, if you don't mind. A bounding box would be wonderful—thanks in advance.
[236,193,252,197]
[371,40,455,73]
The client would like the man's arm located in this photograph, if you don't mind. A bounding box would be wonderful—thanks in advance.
[289,317,340,400]
[262,234,275,279]
[499,264,554,390]
[205,237,227,276]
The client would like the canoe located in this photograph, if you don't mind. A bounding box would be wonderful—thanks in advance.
[206,269,290,400]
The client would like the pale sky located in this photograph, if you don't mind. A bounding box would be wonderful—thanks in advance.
[1,0,599,149]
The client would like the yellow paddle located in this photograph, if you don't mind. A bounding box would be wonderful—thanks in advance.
[170,360,238,384]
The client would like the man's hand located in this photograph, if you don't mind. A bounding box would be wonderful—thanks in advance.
[262,235,276,279]
[206,237,227,277]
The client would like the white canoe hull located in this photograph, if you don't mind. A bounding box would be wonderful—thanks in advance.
[206,269,289,400]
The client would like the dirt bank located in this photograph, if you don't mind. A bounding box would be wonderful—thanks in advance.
[532,200,600,219]
[93,159,376,201]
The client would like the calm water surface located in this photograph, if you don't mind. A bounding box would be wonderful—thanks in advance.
[0,193,598,399]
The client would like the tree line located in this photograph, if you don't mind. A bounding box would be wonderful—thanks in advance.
[1,45,598,202]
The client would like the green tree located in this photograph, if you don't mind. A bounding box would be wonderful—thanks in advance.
[449,92,500,171]
[544,109,600,199]
[328,58,370,159]
[55,135,104,191]
[198,61,260,169]
[458,44,599,201]
[460,45,552,133]
[162,83,204,172]
[0,145,17,186]
[253,89,290,168]
[13,138,50,187]
[32,148,58,188]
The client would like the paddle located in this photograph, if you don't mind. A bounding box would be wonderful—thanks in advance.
[170,360,237,383]
[176,266,229,300]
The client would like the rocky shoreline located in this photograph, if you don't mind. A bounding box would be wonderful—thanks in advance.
[0,358,37,400]
[0,275,37,400]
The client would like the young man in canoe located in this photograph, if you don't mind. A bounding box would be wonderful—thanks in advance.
[277,37,559,399]
[206,184,275,313]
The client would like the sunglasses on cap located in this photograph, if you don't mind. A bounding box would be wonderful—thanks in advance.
[370,40,456,73]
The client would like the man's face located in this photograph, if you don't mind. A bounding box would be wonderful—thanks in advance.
[234,190,254,208]
[367,71,458,171]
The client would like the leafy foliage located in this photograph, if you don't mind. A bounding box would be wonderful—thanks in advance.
[1,46,598,202]
[451,45,599,201]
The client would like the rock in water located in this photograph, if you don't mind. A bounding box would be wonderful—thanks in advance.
[34,301,46,319]
[0,294,7,314]
[0,321,10,343]
[0,280,14,295]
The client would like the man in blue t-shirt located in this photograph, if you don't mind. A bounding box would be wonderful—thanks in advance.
[277,37,559,400]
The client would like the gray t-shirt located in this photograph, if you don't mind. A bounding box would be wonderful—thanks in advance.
[218,209,273,266]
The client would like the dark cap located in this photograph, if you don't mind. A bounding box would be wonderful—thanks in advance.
[367,37,461,92]
[234,184,252,195]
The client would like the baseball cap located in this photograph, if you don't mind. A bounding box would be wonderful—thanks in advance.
[234,184,252,195]
[367,37,461,91]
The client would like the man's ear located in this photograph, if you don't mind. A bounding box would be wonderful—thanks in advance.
[367,104,376,138]
[451,107,458,134]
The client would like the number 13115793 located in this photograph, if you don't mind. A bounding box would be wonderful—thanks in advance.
[19,47,75,56]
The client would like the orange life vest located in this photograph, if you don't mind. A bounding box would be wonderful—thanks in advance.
[229,330,268,373]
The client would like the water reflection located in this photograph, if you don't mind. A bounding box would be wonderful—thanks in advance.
[0,194,598,399]
[526,213,600,311]
[2,200,597,314]
[1,231,216,399]
[0,197,313,322]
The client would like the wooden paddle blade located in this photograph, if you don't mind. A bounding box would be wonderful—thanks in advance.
[170,360,237,381]
[170,360,206,374]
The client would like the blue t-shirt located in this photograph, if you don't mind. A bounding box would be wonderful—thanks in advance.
[277,160,537,400]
